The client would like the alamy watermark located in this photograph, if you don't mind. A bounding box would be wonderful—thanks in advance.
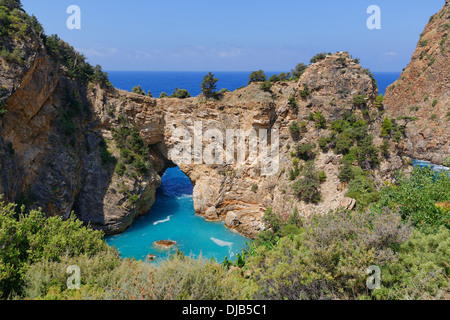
[367,5,381,30]
[66,5,81,30]
[67,265,81,290]
[169,121,280,176]
[366,265,381,290]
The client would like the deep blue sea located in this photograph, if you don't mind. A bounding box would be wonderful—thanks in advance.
[105,71,401,263]
[107,71,401,98]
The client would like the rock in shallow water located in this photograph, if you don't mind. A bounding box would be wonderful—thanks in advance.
[153,240,177,250]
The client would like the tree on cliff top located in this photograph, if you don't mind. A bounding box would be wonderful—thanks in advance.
[248,70,267,84]
[200,72,218,98]
[291,63,308,79]
[0,0,22,10]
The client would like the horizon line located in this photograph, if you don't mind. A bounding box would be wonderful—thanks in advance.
[104,70,403,73]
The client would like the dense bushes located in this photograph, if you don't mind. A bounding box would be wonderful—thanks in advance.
[0,197,108,298]
[0,0,40,65]
[247,208,413,300]
[373,227,450,300]
[310,52,328,64]
[41,34,113,87]
[291,161,322,204]
[0,1,112,118]
[373,166,450,234]
[169,88,191,99]
[248,70,267,84]
[21,252,246,300]
[112,117,152,177]
[2,162,449,300]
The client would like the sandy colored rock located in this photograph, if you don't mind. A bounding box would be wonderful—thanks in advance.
[153,240,177,250]
[385,1,450,164]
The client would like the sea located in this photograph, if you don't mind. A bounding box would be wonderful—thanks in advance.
[107,71,400,98]
[105,71,401,263]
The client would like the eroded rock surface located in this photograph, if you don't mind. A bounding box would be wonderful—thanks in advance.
[385,2,450,164]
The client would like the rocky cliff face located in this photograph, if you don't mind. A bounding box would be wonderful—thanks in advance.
[88,52,405,238]
[0,6,161,235]
[385,1,450,164]
[1,3,411,239]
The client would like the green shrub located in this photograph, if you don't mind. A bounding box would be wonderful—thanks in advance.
[318,171,327,183]
[373,166,450,234]
[288,96,297,109]
[248,70,267,84]
[373,94,385,110]
[443,157,450,167]
[381,117,392,137]
[373,228,450,300]
[268,74,280,83]
[115,161,126,176]
[248,208,412,300]
[291,63,308,78]
[132,85,145,95]
[346,175,380,209]
[159,92,168,98]
[310,52,327,64]
[294,143,316,161]
[0,197,109,298]
[335,132,353,155]
[299,85,311,98]
[353,95,366,107]
[200,72,218,98]
[112,121,151,177]
[380,140,390,158]
[289,121,301,138]
[318,136,330,152]
[313,112,327,129]
[292,162,322,204]
[260,80,273,92]
[169,88,191,99]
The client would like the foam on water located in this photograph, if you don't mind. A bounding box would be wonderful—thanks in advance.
[153,215,173,226]
[210,237,234,247]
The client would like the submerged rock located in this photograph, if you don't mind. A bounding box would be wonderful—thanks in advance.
[153,240,177,250]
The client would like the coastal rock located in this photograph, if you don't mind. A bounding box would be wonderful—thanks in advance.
[224,211,240,228]
[153,240,177,250]
[146,254,156,262]
[205,206,219,220]
[385,1,450,164]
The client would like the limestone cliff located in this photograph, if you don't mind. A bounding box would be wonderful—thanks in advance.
[92,52,405,238]
[0,2,410,239]
[385,1,450,164]
[0,3,161,235]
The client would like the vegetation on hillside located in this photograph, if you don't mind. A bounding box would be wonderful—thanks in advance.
[1,165,448,300]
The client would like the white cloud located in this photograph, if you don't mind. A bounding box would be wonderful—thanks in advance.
[76,47,118,58]
[134,45,245,60]
[383,51,398,56]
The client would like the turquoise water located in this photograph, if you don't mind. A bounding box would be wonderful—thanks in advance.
[106,167,250,263]
[411,159,450,173]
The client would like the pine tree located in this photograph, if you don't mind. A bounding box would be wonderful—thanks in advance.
[200,72,218,98]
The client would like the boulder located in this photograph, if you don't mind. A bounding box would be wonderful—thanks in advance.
[153,240,177,250]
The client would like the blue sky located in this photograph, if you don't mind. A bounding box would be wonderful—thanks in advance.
[21,0,444,72]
